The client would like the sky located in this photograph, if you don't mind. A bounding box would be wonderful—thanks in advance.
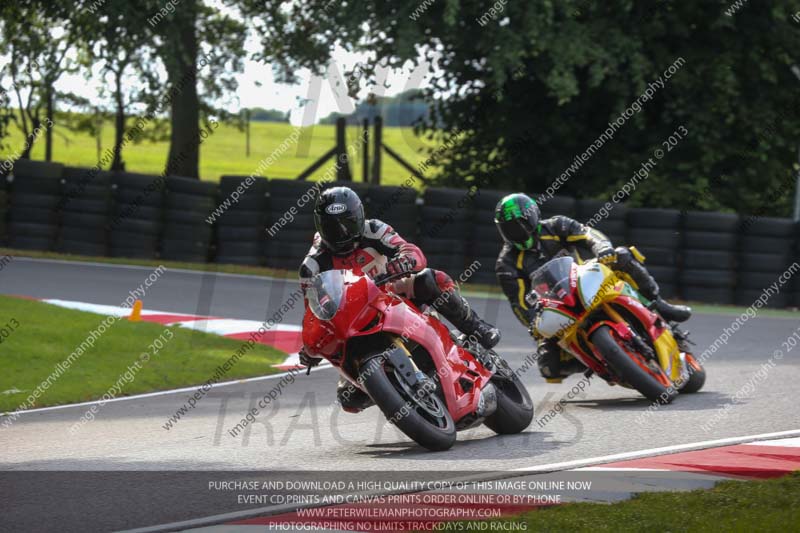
[39,39,434,127]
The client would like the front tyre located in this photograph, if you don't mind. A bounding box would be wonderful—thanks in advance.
[678,353,706,394]
[590,325,678,404]
[360,356,456,451]
[483,368,534,434]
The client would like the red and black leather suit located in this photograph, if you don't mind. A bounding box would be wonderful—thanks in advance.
[299,219,500,412]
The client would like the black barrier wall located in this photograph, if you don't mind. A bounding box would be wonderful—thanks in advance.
[2,160,799,308]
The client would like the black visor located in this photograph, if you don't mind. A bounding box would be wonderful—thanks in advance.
[497,218,532,245]
[316,213,361,253]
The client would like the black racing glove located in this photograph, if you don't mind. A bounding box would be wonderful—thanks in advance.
[597,247,618,266]
[299,347,322,368]
[525,290,544,339]
[525,289,542,310]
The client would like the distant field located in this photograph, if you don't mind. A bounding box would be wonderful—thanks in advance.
[0,117,442,186]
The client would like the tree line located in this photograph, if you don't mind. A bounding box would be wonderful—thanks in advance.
[1,0,799,216]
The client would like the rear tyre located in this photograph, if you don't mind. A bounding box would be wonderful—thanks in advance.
[678,354,706,394]
[360,356,456,451]
[590,325,678,404]
[483,365,534,434]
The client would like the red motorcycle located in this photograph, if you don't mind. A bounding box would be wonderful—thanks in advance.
[302,269,533,451]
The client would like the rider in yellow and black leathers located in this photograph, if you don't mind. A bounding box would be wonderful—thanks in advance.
[494,193,691,381]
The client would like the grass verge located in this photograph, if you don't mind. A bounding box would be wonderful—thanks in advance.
[0,295,285,412]
[449,472,800,533]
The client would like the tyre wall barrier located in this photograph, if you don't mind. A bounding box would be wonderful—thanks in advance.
[109,172,165,259]
[214,175,270,266]
[628,208,682,300]
[161,176,218,263]
[737,217,797,309]
[4,159,799,308]
[680,211,740,305]
[0,175,8,247]
[7,161,64,252]
[470,189,508,285]
[57,166,113,257]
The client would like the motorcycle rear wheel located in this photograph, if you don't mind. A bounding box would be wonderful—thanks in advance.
[590,325,678,404]
[360,356,456,451]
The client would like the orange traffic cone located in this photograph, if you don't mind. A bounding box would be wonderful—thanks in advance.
[129,300,143,322]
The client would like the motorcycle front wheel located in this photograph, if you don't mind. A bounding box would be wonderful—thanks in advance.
[483,359,534,434]
[360,356,456,451]
[590,325,678,404]
[678,353,706,394]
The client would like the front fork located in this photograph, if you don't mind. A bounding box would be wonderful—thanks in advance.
[601,303,685,382]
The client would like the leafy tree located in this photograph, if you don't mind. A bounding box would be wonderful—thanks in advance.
[0,2,77,162]
[79,0,158,171]
[248,107,290,122]
[144,0,246,178]
[244,0,800,216]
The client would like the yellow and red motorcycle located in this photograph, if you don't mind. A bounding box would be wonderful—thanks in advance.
[530,253,705,403]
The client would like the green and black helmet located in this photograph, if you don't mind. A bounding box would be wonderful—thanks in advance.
[494,193,540,251]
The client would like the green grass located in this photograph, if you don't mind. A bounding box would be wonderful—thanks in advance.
[449,473,800,533]
[0,294,285,411]
[0,116,441,185]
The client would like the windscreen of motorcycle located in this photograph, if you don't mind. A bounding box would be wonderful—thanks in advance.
[535,308,576,338]
[531,256,575,300]
[577,263,609,309]
[307,270,347,320]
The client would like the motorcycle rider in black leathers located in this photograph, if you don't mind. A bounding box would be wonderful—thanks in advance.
[494,193,692,382]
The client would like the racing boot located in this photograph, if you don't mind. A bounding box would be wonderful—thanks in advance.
[336,378,374,413]
[651,298,692,323]
[616,249,692,323]
[537,340,562,383]
[433,290,501,350]
[537,340,584,383]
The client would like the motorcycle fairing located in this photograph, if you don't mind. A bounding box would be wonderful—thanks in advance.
[380,297,492,422]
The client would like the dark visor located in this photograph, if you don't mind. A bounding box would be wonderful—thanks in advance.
[318,214,360,246]
[497,219,531,245]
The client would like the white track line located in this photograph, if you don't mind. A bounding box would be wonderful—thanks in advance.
[11,257,295,283]
[119,428,800,533]
[514,428,800,472]
[0,366,333,419]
